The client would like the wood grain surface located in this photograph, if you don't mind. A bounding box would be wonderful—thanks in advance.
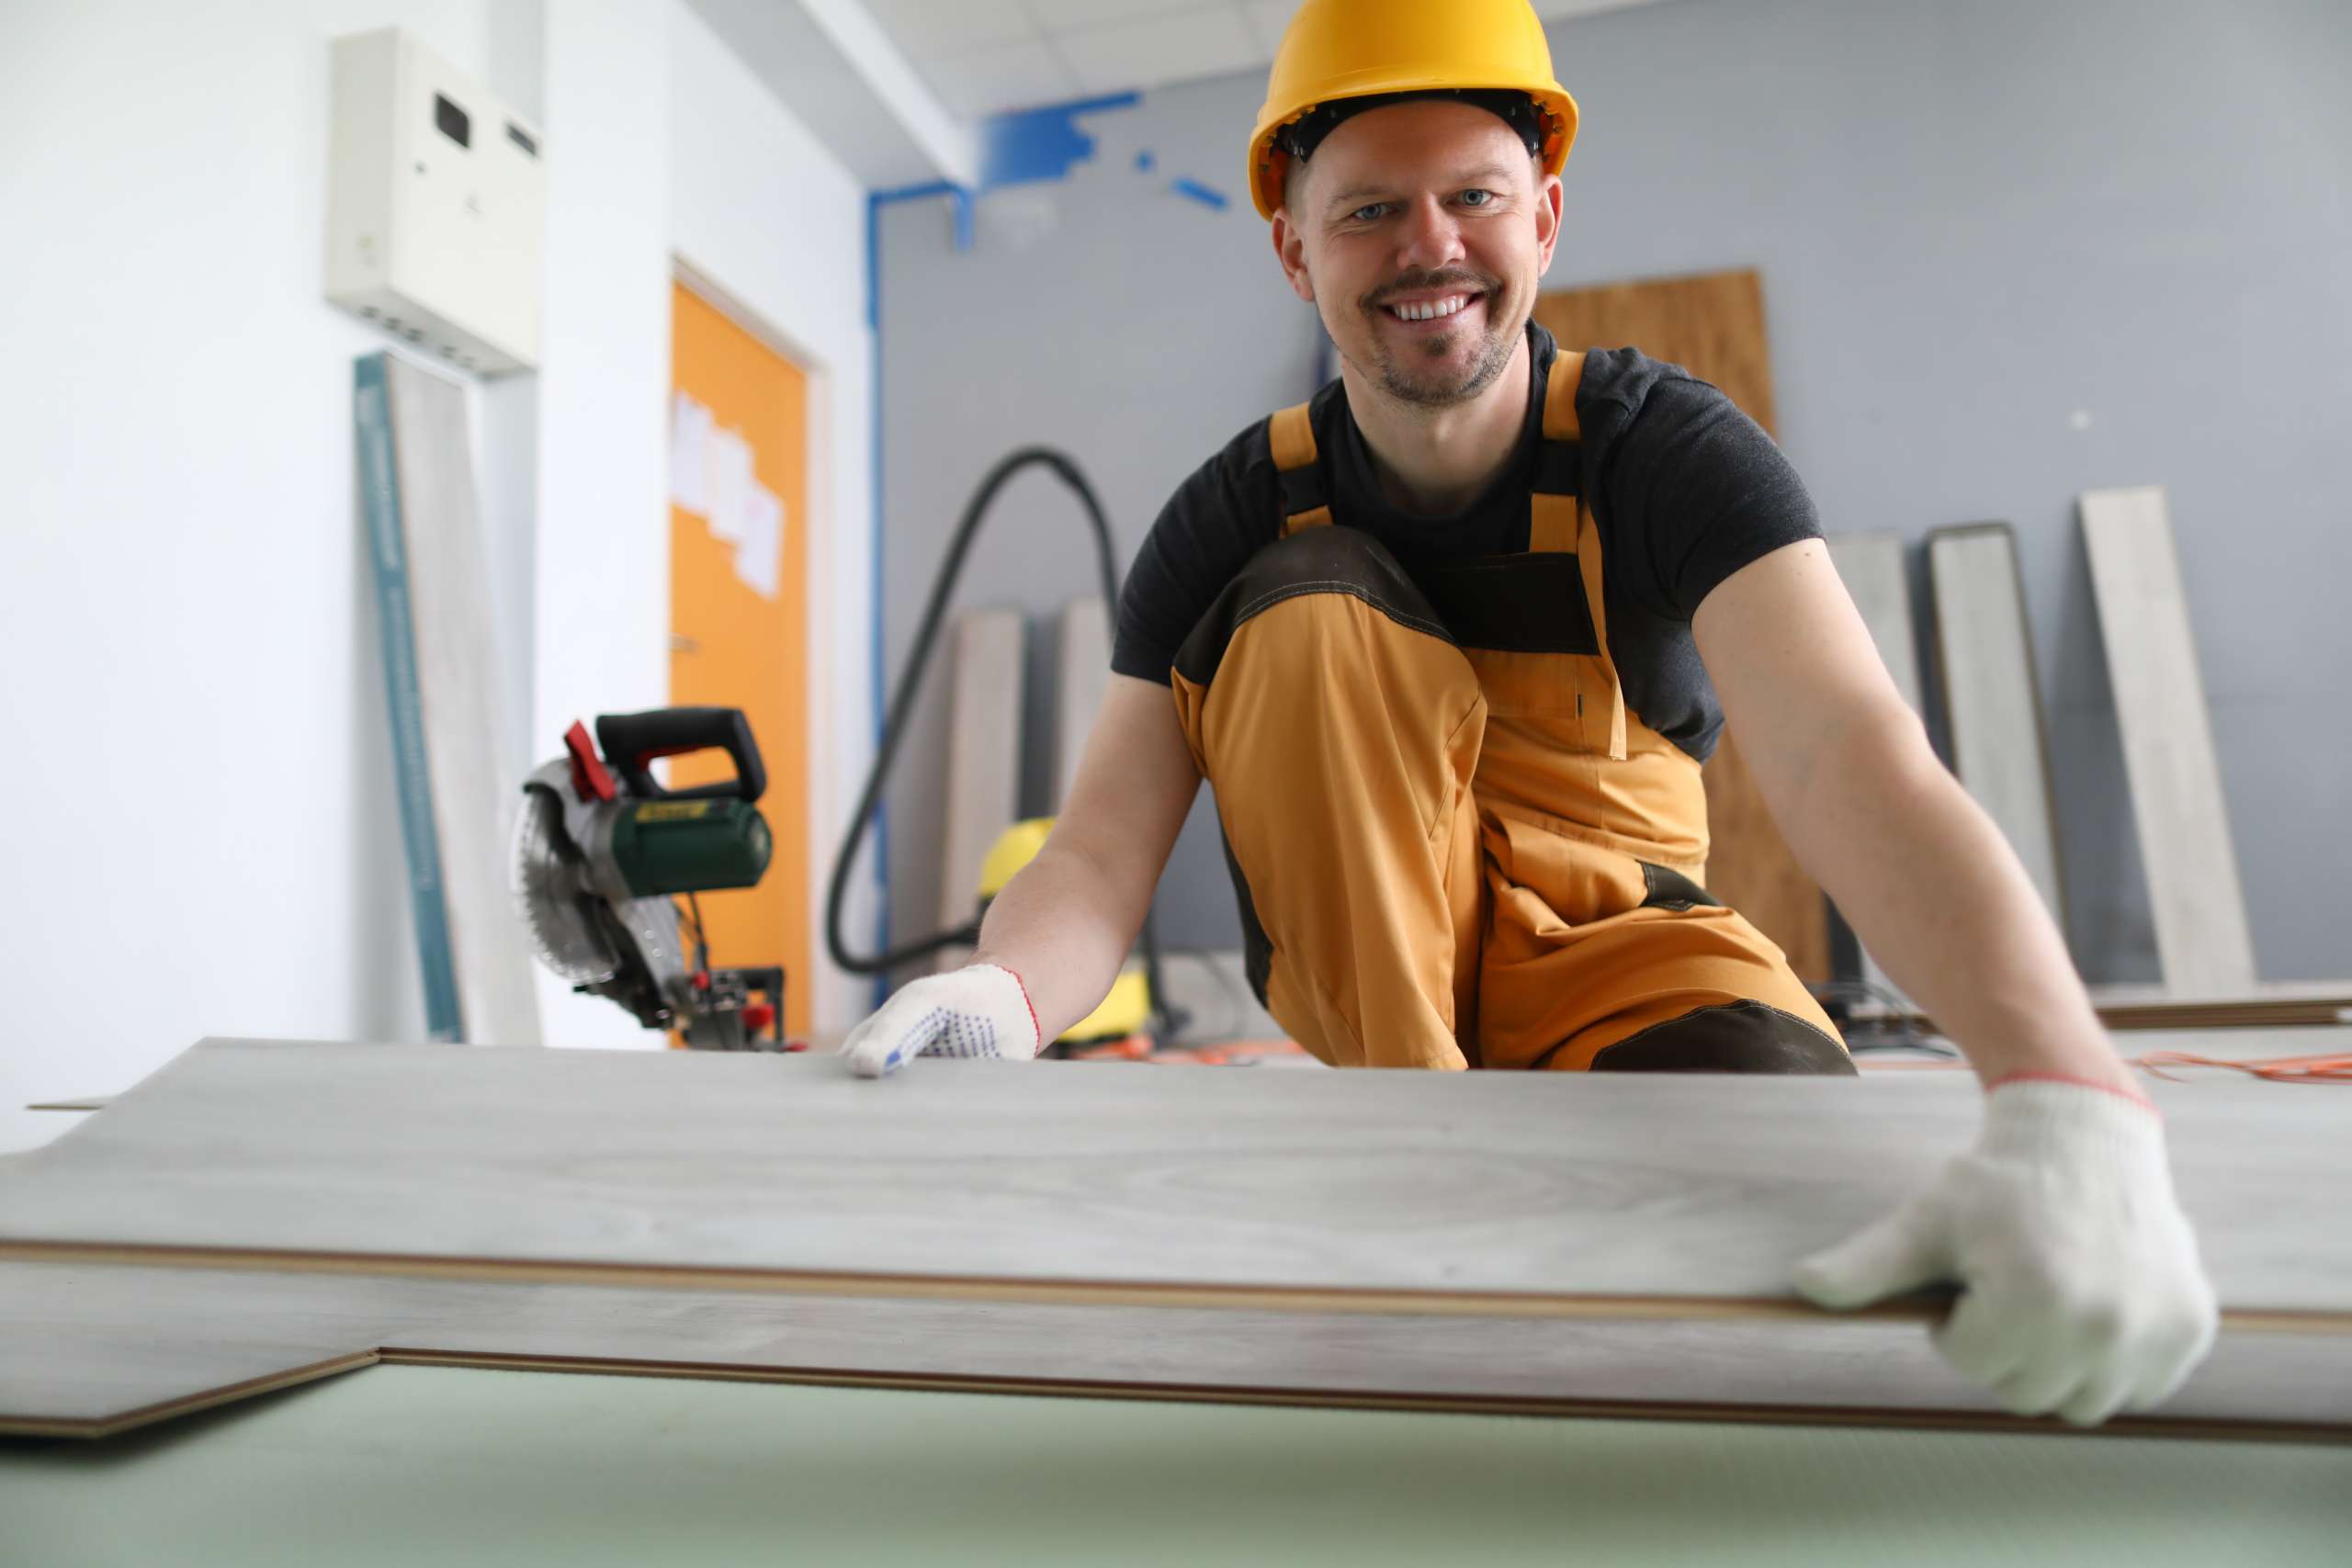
[0,1260,394,1435]
[2079,486,2258,997]
[1860,990,2352,1032]
[8,1260,2343,1441]
[1928,523,2068,923]
[0,1041,2344,1318]
[1535,267,1828,982]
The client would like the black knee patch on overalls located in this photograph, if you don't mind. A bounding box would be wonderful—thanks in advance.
[1220,830,1276,1010]
[1589,999,1858,1075]
[1171,526,1453,690]
[1639,863,1721,911]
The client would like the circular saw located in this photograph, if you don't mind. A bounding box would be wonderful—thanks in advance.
[512,707,786,1048]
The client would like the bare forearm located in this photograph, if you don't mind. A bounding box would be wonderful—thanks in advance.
[1781,713,2130,1092]
[970,842,1142,1041]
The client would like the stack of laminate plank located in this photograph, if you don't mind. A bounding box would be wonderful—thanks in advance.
[2,1039,2345,1441]
[1834,485,2346,1031]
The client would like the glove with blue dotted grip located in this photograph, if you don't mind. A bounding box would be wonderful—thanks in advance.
[839,963,1043,1079]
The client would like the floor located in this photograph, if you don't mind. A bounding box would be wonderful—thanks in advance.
[4,1364,2346,1566]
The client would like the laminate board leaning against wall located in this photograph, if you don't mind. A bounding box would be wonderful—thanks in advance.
[2079,487,2258,998]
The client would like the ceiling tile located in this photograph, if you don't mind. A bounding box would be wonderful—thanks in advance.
[1240,0,1299,57]
[925,36,1083,119]
[1024,0,1186,30]
[1055,5,1263,97]
[865,0,1039,58]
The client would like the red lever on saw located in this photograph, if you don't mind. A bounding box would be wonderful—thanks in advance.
[564,721,619,804]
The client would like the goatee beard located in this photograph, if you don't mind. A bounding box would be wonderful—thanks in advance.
[1367,309,1520,408]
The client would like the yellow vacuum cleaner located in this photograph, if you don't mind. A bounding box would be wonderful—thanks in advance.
[978,818,1154,1048]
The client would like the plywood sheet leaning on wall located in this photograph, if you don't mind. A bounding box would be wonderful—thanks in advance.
[355,353,541,1044]
[1536,269,1826,982]
[1927,524,2067,925]
[2079,487,2257,998]
[1824,533,1923,1008]
[934,608,1024,971]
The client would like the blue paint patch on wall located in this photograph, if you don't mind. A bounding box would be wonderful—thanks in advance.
[1169,176,1229,211]
[980,92,1141,190]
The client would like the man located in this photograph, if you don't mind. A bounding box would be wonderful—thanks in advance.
[842,0,2216,1427]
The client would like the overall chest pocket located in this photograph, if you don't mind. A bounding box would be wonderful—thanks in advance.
[1419,553,1615,750]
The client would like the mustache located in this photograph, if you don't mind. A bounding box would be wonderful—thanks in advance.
[1364,270,1498,309]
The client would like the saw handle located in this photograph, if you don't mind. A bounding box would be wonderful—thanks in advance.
[594,707,766,804]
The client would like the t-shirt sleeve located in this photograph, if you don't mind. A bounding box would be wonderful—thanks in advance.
[1586,359,1823,621]
[1111,422,1281,684]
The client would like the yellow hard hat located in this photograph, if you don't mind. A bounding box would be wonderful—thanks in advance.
[1248,0,1579,220]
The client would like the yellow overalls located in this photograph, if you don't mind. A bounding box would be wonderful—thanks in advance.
[1168,349,1849,1073]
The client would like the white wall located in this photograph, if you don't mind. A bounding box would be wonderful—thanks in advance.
[0,0,879,1145]
[533,0,879,1045]
[528,0,675,1048]
[0,0,508,1154]
[667,2,877,1043]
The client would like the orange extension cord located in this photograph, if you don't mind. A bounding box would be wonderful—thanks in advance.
[2129,1051,2352,1085]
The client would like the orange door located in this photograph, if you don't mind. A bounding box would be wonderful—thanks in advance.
[668,278,811,1037]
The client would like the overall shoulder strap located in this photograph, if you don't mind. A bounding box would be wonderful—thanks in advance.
[1543,348,1587,442]
[1528,348,1587,551]
[1266,401,1332,536]
[1529,345,1627,758]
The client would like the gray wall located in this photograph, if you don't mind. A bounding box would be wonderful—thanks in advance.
[876,0,2352,984]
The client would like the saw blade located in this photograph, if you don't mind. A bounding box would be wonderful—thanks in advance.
[512,783,620,983]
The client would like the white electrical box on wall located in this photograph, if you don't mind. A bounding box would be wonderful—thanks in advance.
[326,29,544,375]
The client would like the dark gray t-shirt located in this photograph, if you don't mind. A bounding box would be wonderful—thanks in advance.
[1110,323,1820,763]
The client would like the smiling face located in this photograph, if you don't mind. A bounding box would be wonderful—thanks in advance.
[1272,98,1563,409]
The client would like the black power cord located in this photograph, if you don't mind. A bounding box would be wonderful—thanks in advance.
[823,446,1186,1041]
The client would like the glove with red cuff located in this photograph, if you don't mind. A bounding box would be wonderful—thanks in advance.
[1795,1075,2220,1427]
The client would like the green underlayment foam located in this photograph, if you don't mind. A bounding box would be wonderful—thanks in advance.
[3,1366,2346,1566]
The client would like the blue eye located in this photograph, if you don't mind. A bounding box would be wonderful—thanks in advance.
[1460,189,1495,208]
[1349,203,1391,222]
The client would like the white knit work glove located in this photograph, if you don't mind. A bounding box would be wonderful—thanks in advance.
[1794,1077,2219,1427]
[839,964,1043,1079]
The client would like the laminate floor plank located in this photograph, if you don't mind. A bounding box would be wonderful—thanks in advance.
[1928,524,2066,922]
[2080,486,2258,997]
[8,1260,2342,1441]
[0,1263,405,1436]
[1,1042,2343,1318]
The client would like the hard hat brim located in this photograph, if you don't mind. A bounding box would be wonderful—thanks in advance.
[1250,77,1579,220]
